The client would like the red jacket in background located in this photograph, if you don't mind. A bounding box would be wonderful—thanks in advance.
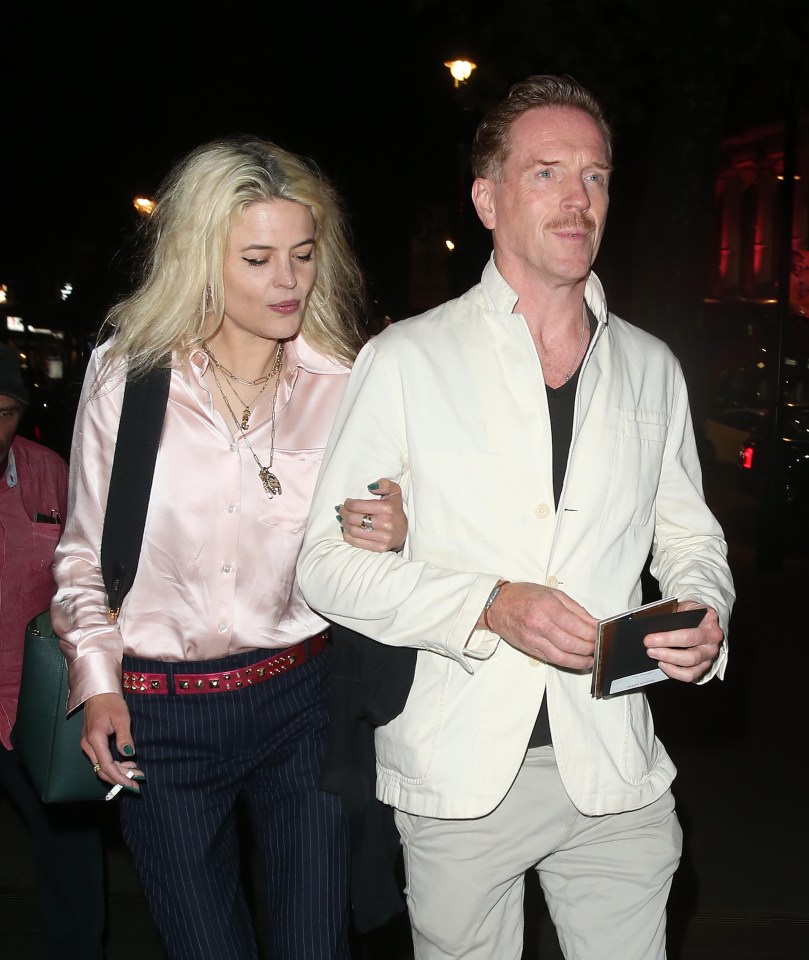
[0,436,68,749]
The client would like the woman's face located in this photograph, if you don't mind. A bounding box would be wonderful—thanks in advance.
[220,199,317,345]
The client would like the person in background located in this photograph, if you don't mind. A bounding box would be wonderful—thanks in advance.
[0,341,104,960]
[298,75,734,960]
[51,137,406,960]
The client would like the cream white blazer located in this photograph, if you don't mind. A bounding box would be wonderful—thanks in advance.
[298,258,734,819]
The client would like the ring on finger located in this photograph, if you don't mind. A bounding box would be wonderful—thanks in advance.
[92,762,101,774]
[360,514,374,533]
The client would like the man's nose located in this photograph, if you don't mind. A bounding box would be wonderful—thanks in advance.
[561,178,591,212]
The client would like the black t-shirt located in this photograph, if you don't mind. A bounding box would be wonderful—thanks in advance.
[527,309,596,749]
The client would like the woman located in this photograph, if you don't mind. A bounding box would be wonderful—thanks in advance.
[51,137,405,960]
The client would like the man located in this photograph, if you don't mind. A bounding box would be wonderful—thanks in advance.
[0,342,104,960]
[298,75,733,960]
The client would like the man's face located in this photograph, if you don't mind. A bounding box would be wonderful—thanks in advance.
[0,394,24,463]
[472,106,611,293]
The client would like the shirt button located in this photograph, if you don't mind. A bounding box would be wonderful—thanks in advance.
[535,503,551,519]
[218,623,227,633]
[226,504,235,514]
[222,563,232,573]
[547,575,558,588]
[529,658,541,668]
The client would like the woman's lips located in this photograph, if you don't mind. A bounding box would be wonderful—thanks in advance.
[269,300,300,314]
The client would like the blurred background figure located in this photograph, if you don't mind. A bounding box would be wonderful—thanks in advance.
[0,341,105,960]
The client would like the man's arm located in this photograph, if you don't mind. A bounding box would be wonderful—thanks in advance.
[648,369,735,683]
[298,339,500,669]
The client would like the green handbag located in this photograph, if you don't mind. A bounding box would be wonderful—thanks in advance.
[14,611,108,802]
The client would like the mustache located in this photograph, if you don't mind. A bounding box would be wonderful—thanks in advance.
[547,214,597,232]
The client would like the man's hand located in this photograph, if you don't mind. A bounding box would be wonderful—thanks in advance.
[338,478,407,553]
[483,581,597,670]
[644,600,724,683]
[81,693,144,792]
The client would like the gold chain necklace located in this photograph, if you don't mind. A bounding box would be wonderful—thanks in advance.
[207,344,284,499]
[202,340,275,386]
[203,342,282,430]
[563,307,588,384]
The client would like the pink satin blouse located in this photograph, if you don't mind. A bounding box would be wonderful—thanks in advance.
[51,335,349,712]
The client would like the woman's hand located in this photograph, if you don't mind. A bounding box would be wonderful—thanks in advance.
[81,692,144,793]
[337,479,406,553]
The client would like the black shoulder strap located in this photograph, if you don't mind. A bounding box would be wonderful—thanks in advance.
[100,361,171,620]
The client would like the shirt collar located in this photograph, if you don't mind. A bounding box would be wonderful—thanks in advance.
[478,253,610,326]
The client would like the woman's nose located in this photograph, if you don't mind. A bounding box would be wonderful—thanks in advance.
[273,261,297,288]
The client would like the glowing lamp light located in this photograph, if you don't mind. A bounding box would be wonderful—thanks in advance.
[444,59,477,88]
[445,239,456,251]
[134,196,156,216]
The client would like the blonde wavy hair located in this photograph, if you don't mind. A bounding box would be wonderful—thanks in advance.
[100,137,367,380]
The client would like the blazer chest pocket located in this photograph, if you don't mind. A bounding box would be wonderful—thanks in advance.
[602,409,668,528]
[624,410,667,443]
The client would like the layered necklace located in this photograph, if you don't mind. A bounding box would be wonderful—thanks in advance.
[203,340,285,499]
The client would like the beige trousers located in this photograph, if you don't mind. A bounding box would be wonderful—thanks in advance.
[395,746,682,960]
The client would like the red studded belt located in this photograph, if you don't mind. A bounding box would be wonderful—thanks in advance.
[122,630,330,695]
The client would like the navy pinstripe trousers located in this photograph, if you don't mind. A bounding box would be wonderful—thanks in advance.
[120,644,350,960]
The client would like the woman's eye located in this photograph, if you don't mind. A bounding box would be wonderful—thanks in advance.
[295,253,314,263]
[243,258,266,267]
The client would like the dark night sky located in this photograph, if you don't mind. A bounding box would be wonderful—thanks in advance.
[5,2,477,318]
[3,1,807,329]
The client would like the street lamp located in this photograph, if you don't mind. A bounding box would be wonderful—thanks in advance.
[444,59,476,88]
[133,196,155,216]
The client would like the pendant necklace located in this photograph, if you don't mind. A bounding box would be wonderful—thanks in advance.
[563,308,588,384]
[207,343,284,499]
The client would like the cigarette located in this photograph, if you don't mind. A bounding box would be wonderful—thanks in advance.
[105,769,136,801]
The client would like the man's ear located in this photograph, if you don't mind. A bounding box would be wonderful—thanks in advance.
[471,178,496,230]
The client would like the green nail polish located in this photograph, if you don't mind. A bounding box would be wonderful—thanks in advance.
[124,783,140,793]
[367,482,380,491]
[123,744,134,756]
[334,505,341,512]
[336,514,343,522]
[340,525,344,532]
[133,774,147,782]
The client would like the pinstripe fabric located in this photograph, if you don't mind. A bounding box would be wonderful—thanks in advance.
[120,645,350,960]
